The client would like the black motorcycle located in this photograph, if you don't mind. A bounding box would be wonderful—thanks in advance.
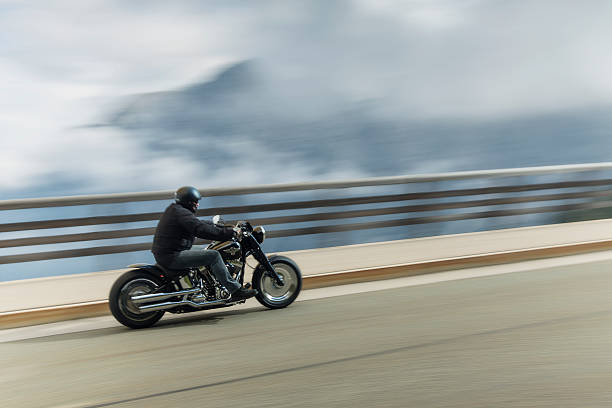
[109,217,302,329]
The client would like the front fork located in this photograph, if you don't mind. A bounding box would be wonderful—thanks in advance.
[253,248,284,286]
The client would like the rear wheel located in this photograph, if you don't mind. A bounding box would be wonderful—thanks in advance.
[109,270,165,329]
[253,258,302,309]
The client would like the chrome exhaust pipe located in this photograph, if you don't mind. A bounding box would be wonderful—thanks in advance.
[137,298,227,313]
[131,287,200,305]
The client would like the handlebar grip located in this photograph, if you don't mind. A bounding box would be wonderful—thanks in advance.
[236,221,253,232]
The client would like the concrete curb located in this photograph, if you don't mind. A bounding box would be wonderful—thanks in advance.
[3,239,612,330]
[0,301,108,330]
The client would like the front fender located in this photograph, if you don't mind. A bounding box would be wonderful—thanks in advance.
[253,254,302,276]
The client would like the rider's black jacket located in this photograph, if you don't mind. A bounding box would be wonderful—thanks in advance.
[152,203,234,267]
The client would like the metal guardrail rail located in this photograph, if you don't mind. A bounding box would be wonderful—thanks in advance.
[2,163,612,266]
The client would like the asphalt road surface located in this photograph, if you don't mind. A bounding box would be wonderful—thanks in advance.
[3,259,612,407]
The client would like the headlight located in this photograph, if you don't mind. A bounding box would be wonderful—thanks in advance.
[253,226,266,244]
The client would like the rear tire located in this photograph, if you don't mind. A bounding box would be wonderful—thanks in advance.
[109,270,165,329]
[253,258,302,309]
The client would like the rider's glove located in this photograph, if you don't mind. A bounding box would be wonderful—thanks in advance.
[232,226,242,241]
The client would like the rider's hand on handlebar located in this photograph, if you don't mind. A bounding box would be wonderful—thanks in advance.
[232,226,242,241]
[236,220,253,232]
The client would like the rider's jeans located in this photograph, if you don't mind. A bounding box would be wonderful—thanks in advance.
[168,248,241,293]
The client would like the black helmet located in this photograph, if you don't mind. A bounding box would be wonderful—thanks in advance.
[175,186,201,207]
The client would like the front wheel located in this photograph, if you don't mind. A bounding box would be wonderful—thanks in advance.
[252,256,302,309]
[109,270,165,329]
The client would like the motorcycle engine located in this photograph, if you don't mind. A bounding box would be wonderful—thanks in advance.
[216,285,231,300]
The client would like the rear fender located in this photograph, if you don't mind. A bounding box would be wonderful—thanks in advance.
[126,264,166,281]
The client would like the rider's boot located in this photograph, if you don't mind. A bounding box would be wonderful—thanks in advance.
[230,287,257,301]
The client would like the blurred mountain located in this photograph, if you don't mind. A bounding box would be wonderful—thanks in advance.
[112,62,258,131]
[108,61,612,179]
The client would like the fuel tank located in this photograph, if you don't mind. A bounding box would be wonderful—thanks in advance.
[208,240,241,260]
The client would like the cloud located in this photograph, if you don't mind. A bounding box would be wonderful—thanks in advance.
[356,0,476,31]
[0,0,242,91]
[2,0,612,196]
[252,0,612,119]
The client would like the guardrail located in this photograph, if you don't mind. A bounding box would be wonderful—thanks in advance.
[3,163,612,270]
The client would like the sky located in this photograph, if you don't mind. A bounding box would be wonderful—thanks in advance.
[2,0,612,197]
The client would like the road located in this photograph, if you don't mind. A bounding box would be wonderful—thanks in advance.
[3,257,612,407]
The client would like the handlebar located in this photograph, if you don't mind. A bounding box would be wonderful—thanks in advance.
[230,221,253,242]
[236,220,253,232]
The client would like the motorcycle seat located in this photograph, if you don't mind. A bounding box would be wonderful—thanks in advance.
[155,263,191,278]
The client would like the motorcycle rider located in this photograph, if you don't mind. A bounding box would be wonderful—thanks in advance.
[152,186,256,301]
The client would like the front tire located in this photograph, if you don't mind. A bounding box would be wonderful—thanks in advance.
[109,270,165,329]
[253,257,302,309]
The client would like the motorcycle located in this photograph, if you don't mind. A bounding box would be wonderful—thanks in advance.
[109,217,302,329]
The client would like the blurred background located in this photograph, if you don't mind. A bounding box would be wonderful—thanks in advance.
[2,0,612,281]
